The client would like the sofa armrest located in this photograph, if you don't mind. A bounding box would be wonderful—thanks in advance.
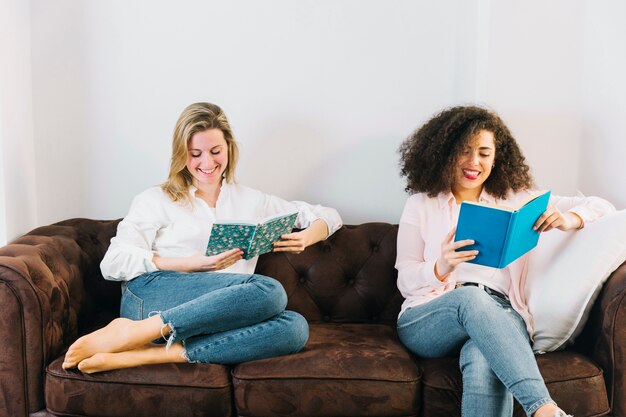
[0,219,120,416]
[579,260,626,416]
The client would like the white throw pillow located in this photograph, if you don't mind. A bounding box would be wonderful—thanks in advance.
[526,210,626,353]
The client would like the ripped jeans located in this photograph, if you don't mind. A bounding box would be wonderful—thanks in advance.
[121,270,309,364]
[397,286,555,417]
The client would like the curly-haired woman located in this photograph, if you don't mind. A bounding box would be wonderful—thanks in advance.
[396,106,614,417]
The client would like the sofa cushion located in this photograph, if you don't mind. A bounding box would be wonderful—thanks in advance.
[526,210,626,353]
[232,323,421,417]
[418,351,609,417]
[45,355,233,417]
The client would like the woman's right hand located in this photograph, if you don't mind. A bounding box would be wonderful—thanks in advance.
[434,227,478,280]
[185,248,243,272]
[153,248,243,273]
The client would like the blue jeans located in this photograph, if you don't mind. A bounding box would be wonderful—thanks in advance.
[397,286,555,417]
[121,270,309,364]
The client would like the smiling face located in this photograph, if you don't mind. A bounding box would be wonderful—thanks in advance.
[452,129,496,201]
[186,128,228,188]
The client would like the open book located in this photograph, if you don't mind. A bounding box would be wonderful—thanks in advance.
[454,190,551,268]
[206,212,298,260]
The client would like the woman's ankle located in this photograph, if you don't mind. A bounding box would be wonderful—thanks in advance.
[533,403,571,417]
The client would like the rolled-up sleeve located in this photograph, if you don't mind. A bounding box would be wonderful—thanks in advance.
[263,194,343,238]
[100,193,162,281]
[551,193,616,226]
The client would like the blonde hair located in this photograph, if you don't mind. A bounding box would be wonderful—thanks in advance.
[161,102,239,203]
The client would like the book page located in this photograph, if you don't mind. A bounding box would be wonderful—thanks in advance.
[512,190,550,211]
[259,211,299,225]
[461,190,549,212]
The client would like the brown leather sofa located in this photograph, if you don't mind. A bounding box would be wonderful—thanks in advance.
[0,218,624,417]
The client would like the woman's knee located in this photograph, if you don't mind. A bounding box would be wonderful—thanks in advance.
[250,274,288,312]
[279,311,309,353]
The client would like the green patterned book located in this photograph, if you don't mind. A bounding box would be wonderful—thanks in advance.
[206,212,298,260]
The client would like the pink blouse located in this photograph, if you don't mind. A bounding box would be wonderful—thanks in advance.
[395,189,615,337]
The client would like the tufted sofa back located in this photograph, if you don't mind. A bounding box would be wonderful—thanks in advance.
[4,219,402,341]
[78,220,402,326]
[6,219,124,337]
[256,223,402,324]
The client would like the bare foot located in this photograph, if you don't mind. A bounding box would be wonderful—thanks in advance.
[77,343,186,374]
[63,316,165,369]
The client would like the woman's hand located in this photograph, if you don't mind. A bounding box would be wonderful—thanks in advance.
[434,227,478,280]
[272,219,329,254]
[186,248,243,271]
[153,248,243,273]
[534,205,583,232]
[272,231,310,254]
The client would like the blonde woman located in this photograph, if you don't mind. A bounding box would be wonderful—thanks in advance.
[63,102,342,373]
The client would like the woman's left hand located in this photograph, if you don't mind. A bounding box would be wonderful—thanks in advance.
[272,219,329,254]
[534,205,583,232]
[272,231,310,254]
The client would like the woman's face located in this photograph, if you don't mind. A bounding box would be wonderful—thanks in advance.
[452,129,496,197]
[186,128,229,187]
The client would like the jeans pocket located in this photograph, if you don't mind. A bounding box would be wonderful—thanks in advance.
[120,286,144,320]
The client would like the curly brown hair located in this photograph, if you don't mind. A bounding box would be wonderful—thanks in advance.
[398,106,533,199]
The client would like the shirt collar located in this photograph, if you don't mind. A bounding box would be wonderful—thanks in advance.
[188,180,237,205]
[436,189,499,208]
[478,189,497,204]
[188,180,230,197]
[436,192,456,209]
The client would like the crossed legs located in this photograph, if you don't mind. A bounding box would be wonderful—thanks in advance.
[397,286,569,417]
[63,271,308,374]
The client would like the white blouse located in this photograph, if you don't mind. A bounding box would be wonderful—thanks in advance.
[101,182,343,281]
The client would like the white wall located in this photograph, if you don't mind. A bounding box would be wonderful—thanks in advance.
[483,2,586,194]
[30,0,468,225]
[15,0,626,235]
[580,1,626,209]
[0,0,37,244]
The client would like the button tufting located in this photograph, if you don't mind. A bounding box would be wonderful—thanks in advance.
[347,279,355,285]
[323,315,331,322]
[299,277,306,284]
[371,244,379,252]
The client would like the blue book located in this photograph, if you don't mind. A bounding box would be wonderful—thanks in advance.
[454,190,551,268]
[206,212,298,260]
